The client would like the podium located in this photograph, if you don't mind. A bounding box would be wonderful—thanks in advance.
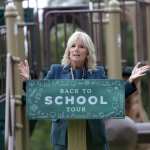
[26,79,125,150]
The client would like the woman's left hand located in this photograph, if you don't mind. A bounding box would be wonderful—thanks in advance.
[128,62,150,84]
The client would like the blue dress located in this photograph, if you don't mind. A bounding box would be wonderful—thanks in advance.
[44,64,136,150]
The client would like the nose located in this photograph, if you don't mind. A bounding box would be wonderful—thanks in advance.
[74,46,79,51]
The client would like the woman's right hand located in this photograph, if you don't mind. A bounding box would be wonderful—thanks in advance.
[18,59,30,81]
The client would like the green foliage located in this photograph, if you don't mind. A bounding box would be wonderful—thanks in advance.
[126,25,134,66]
[124,23,150,119]
[50,23,76,64]
[30,120,52,150]
[121,21,134,66]
[24,8,34,23]
[0,9,4,25]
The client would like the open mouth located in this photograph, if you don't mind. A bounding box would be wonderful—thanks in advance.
[73,54,80,57]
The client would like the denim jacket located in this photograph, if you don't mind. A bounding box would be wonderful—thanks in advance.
[44,64,136,149]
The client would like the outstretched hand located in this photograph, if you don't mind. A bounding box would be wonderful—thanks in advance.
[128,62,150,84]
[18,59,30,81]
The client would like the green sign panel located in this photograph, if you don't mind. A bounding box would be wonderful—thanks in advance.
[26,79,125,119]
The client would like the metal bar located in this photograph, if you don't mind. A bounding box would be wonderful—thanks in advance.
[17,22,36,26]
[96,12,101,64]
[95,20,98,56]
[136,0,150,4]
[72,14,76,32]
[89,12,94,40]
[4,52,18,150]
[8,136,14,150]
[64,14,67,48]
[0,26,6,95]
[141,3,148,61]
[5,53,12,149]
[135,1,146,61]
[44,9,121,16]
[0,94,5,103]
[10,97,15,138]
[99,12,105,65]
[55,16,59,62]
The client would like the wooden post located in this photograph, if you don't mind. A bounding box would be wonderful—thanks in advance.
[68,120,86,150]
[105,0,122,79]
[14,0,30,149]
[17,18,30,150]
[5,3,24,150]
[104,2,138,150]
[17,21,30,150]
[14,0,24,22]
[5,2,26,150]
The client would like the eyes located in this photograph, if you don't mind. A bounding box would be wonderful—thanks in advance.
[71,44,85,49]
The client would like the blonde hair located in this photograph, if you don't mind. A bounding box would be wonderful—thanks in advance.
[61,31,97,70]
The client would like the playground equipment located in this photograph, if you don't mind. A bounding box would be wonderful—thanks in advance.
[0,0,150,150]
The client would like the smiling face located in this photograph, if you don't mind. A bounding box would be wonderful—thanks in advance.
[69,39,88,69]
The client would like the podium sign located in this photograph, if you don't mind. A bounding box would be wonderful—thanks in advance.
[26,79,125,119]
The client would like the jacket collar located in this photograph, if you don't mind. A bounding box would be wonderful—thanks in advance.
[62,64,71,73]
[62,64,93,76]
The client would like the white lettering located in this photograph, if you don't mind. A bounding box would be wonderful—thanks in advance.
[66,107,86,112]
[55,96,63,105]
[77,96,86,105]
[82,107,85,112]
[45,96,53,105]
[70,89,79,94]
[62,89,79,94]
[88,96,97,105]
[82,89,92,94]
[87,89,92,94]
[44,96,108,105]
[65,96,74,105]
[100,96,108,104]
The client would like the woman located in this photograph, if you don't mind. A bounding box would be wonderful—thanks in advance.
[19,31,150,150]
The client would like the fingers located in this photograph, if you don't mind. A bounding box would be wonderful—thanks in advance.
[18,59,30,81]
[24,59,29,67]
[18,59,29,70]
[133,62,142,70]
[135,62,150,69]
[132,62,150,74]
[18,59,28,67]
[20,72,27,81]
[135,62,141,68]
[132,62,141,74]
[130,62,150,83]
[138,73,146,77]
[138,65,150,74]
